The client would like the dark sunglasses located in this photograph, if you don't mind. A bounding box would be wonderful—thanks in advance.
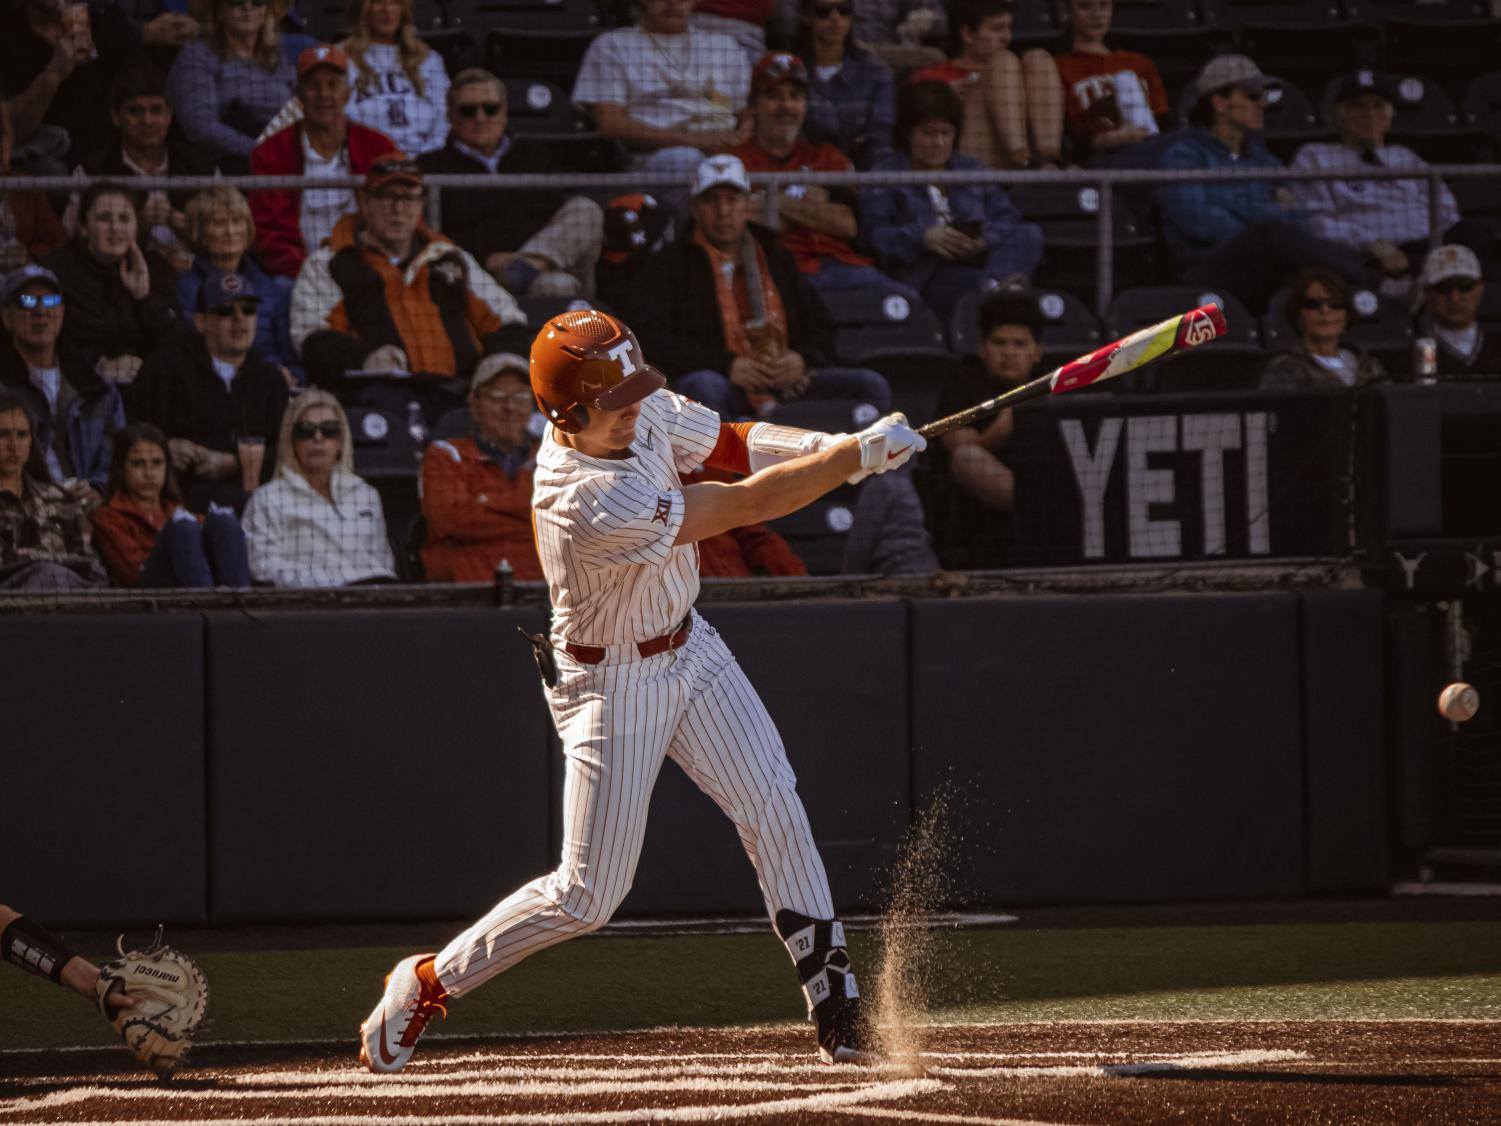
[208,301,260,317]
[456,101,503,119]
[1432,279,1479,296]
[812,2,852,16]
[1233,86,1266,103]
[293,421,343,441]
[1298,297,1349,312]
[224,0,268,8]
[12,292,63,310]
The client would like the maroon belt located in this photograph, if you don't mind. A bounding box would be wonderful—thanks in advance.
[564,617,692,665]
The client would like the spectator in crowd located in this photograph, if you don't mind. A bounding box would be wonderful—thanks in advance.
[241,387,397,586]
[790,0,893,169]
[42,183,182,383]
[775,0,946,75]
[340,0,448,157]
[114,0,199,54]
[1159,55,1380,312]
[0,388,106,589]
[691,0,773,63]
[178,185,298,380]
[573,0,752,184]
[0,0,142,169]
[685,463,808,577]
[1260,267,1386,390]
[1050,0,1168,166]
[250,44,398,278]
[166,0,297,167]
[0,102,66,273]
[843,467,938,574]
[1291,71,1468,291]
[70,62,216,269]
[0,264,124,490]
[419,351,542,583]
[273,0,318,68]
[90,421,251,586]
[908,0,1060,170]
[291,154,527,419]
[128,268,288,511]
[417,69,605,299]
[859,80,1042,318]
[731,52,913,298]
[631,154,891,419]
[1417,245,1501,378]
[595,191,672,312]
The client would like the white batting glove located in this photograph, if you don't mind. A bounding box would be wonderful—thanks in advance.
[849,412,926,483]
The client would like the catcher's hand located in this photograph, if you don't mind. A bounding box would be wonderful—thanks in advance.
[94,927,209,1078]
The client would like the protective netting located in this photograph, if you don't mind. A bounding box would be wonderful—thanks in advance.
[0,0,1498,598]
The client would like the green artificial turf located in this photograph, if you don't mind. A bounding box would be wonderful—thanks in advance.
[2,921,1498,1052]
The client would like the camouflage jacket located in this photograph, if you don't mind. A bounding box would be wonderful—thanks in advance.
[0,476,104,578]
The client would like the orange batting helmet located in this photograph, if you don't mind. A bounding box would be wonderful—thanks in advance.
[529,309,666,433]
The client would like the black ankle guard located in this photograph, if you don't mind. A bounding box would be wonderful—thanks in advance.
[775,909,860,1018]
[1,915,75,984]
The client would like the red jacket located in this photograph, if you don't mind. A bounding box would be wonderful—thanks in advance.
[91,493,182,586]
[420,435,543,583]
[249,120,398,278]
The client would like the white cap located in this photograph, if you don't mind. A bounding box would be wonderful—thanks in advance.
[470,351,530,392]
[1422,244,1482,287]
[691,154,751,199]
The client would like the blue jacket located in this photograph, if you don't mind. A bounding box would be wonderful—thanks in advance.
[799,45,895,170]
[1157,128,1306,263]
[858,152,1035,270]
[178,254,300,378]
[0,340,124,489]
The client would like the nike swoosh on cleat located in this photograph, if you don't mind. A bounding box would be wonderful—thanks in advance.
[375,1008,401,1067]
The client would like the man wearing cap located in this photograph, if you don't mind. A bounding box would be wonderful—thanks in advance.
[128,269,290,512]
[416,68,604,299]
[1290,71,1464,288]
[629,153,890,420]
[250,44,400,279]
[1417,245,1501,378]
[418,352,544,582]
[1159,54,1377,310]
[573,0,751,181]
[0,265,123,491]
[290,154,527,418]
[730,51,915,298]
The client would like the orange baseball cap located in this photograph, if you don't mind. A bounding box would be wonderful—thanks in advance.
[297,44,349,82]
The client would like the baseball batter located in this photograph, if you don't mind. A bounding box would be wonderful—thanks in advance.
[360,310,924,1072]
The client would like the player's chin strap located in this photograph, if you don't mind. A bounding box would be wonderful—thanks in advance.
[775,909,859,1018]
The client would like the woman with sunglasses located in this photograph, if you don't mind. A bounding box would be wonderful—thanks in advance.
[241,389,397,586]
[792,0,895,169]
[91,422,251,588]
[1260,267,1386,390]
[166,0,297,166]
[340,0,448,157]
[0,390,107,590]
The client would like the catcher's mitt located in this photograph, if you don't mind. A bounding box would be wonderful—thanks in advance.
[93,927,209,1078]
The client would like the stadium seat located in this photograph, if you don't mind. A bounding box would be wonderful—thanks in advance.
[859,350,961,428]
[1377,16,1501,103]
[766,488,860,575]
[1244,79,1332,160]
[301,0,351,42]
[1007,183,1161,297]
[1107,286,1265,391]
[817,282,947,363]
[1009,0,1063,48]
[503,79,621,171]
[349,405,423,480]
[1477,284,1501,334]
[1319,73,1493,164]
[1208,0,1381,92]
[1106,0,1235,95]
[517,294,616,325]
[1449,177,1501,244]
[949,287,1102,360]
[1262,285,1414,375]
[1463,72,1501,144]
[448,0,606,85]
[431,407,473,442]
[764,399,882,434]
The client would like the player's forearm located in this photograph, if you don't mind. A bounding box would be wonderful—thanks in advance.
[677,439,861,545]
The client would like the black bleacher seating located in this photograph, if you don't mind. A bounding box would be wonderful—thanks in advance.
[1376,16,1501,105]
[1463,72,1501,145]
[503,79,621,170]
[1009,0,1063,49]
[1209,0,1381,92]
[1107,286,1266,391]
[860,350,961,428]
[949,287,1102,361]
[1008,183,1160,298]
[766,488,860,575]
[1254,80,1332,160]
[1477,285,1501,333]
[1262,285,1414,375]
[431,407,473,442]
[517,294,616,325]
[764,399,881,435]
[1346,0,1492,18]
[1107,0,1235,96]
[447,0,605,86]
[1320,73,1495,164]
[1448,178,1501,244]
[818,282,947,364]
[349,405,422,480]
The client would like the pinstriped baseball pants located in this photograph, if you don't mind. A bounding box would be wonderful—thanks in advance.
[434,611,836,997]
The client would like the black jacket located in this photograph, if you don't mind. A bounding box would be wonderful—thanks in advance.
[627,221,834,380]
[1416,312,1501,379]
[126,329,288,507]
[78,138,221,210]
[417,139,568,265]
[41,240,182,365]
[0,338,123,488]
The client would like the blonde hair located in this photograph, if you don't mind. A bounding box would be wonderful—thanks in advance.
[183,186,257,254]
[193,0,283,73]
[276,389,356,476]
[343,0,431,99]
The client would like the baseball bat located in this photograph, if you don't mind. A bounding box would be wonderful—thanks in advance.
[916,303,1229,440]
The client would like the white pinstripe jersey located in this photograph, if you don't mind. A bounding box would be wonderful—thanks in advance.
[533,389,722,646]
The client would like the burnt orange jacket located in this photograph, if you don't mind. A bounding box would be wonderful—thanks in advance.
[420,435,543,582]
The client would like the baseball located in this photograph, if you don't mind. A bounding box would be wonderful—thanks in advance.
[1438,682,1480,722]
